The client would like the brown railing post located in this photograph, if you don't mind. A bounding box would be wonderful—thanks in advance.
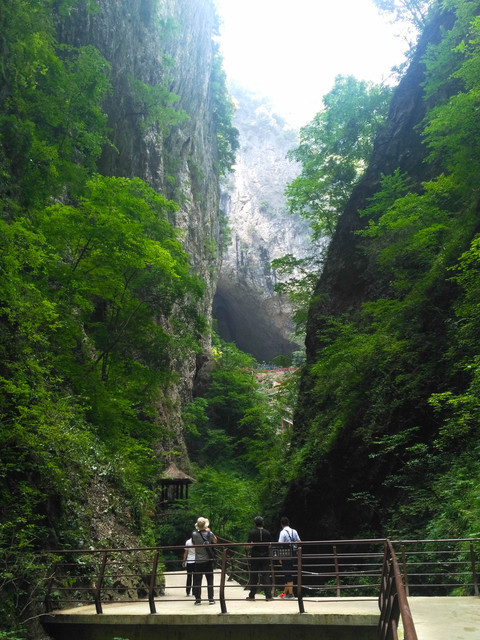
[378,541,418,640]
[333,545,341,597]
[401,545,409,597]
[148,550,159,614]
[44,569,56,613]
[94,551,108,614]
[269,543,277,596]
[469,541,479,597]
[297,546,305,613]
[378,545,392,640]
[219,547,228,614]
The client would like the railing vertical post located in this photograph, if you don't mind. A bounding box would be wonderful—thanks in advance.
[219,547,228,614]
[148,550,159,614]
[378,544,390,640]
[469,541,479,597]
[269,543,276,596]
[94,551,108,614]
[333,545,341,597]
[401,545,409,597]
[44,566,56,613]
[297,546,305,613]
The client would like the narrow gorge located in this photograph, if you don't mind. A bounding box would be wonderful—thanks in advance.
[4,2,480,636]
[214,87,311,362]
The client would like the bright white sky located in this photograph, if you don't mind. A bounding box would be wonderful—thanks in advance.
[214,0,409,127]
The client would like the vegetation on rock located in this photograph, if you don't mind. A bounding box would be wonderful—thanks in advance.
[0,0,236,634]
[3,0,480,635]
[282,0,480,544]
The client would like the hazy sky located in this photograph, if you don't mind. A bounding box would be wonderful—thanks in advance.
[214,0,409,127]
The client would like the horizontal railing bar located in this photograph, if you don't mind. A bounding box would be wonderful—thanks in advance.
[35,538,391,555]
[25,537,480,558]
[392,538,480,543]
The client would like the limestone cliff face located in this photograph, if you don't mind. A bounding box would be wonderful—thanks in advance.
[214,88,311,362]
[57,0,221,464]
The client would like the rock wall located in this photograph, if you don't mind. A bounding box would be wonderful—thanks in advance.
[214,87,311,362]
[57,0,221,465]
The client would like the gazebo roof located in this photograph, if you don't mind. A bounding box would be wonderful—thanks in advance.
[161,462,194,484]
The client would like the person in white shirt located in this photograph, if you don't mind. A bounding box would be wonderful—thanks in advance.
[182,536,195,596]
[277,516,301,599]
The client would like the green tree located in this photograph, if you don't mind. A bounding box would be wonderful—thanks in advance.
[129,75,188,134]
[285,75,391,240]
[272,77,391,334]
[36,175,205,441]
[373,0,433,30]
[210,48,239,176]
[185,337,264,470]
[270,253,319,334]
[187,467,260,540]
[0,1,111,209]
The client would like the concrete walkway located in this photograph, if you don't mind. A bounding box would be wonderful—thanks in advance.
[40,571,480,640]
[403,596,480,640]
[44,570,381,618]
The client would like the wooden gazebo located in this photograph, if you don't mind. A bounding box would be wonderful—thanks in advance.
[159,462,194,507]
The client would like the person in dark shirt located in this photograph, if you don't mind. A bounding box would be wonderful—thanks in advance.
[245,515,273,601]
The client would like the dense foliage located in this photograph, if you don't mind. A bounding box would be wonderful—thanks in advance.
[272,76,392,336]
[171,336,295,540]
[284,0,480,543]
[0,0,237,634]
[286,75,392,240]
[373,0,432,30]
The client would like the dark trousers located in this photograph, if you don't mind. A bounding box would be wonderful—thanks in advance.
[248,557,272,599]
[193,560,214,601]
[281,557,294,582]
[185,562,195,595]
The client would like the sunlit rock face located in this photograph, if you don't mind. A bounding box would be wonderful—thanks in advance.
[58,0,220,321]
[214,88,311,362]
[57,0,221,458]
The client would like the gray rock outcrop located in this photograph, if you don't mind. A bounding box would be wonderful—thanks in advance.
[214,88,311,362]
[57,0,222,464]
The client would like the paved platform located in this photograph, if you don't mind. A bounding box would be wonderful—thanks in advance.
[42,570,381,618]
[40,571,480,640]
[402,596,480,640]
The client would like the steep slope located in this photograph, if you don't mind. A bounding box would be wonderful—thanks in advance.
[280,6,465,540]
[1,1,237,632]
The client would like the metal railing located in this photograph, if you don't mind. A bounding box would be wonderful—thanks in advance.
[30,537,480,639]
[378,540,417,640]
[392,538,480,596]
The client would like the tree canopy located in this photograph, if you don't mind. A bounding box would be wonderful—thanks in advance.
[285,75,392,240]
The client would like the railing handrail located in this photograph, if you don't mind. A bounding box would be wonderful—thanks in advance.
[40,537,392,554]
[378,540,418,640]
[20,535,480,555]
